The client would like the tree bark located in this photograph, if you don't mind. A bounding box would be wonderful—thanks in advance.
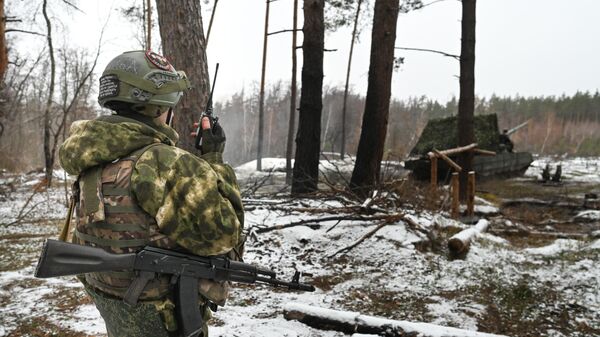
[42,0,56,186]
[291,0,324,194]
[0,0,7,81]
[285,0,299,184]
[457,0,476,199]
[350,0,399,197]
[156,0,209,155]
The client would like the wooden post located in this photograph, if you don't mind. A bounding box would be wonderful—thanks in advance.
[467,171,475,216]
[430,156,438,190]
[451,172,459,219]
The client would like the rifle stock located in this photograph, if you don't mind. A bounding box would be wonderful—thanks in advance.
[35,239,136,278]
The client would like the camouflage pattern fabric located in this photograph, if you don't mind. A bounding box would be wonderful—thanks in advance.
[59,114,244,257]
[60,115,178,175]
[133,146,243,256]
[85,284,211,337]
[59,113,244,334]
[409,113,502,156]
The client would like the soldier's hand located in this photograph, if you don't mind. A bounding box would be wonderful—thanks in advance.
[196,116,226,155]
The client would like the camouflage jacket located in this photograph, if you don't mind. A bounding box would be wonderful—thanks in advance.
[59,114,244,257]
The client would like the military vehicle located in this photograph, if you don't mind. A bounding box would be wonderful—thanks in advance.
[404,114,533,181]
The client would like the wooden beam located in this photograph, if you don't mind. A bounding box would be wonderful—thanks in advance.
[428,143,477,157]
[432,149,462,172]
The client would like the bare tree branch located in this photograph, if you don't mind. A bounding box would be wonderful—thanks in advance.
[61,0,85,13]
[395,46,460,60]
[5,29,45,37]
[267,29,300,36]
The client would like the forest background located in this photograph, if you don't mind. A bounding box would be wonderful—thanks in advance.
[1,0,600,171]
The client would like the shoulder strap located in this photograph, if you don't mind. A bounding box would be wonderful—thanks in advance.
[58,181,80,242]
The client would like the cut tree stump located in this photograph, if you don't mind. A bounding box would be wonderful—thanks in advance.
[447,219,489,255]
[283,302,507,337]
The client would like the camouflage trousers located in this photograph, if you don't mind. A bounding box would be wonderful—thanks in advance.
[85,285,210,337]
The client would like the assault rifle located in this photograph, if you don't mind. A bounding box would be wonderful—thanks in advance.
[35,239,315,337]
[194,63,220,150]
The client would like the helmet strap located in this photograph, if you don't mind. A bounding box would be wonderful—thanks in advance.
[166,108,174,127]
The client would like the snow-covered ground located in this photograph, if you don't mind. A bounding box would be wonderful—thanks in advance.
[0,158,599,337]
[524,156,600,183]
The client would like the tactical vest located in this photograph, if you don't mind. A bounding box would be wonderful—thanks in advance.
[74,143,230,305]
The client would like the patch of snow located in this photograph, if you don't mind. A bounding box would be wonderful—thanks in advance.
[375,223,423,246]
[60,304,106,335]
[524,239,581,256]
[525,157,600,183]
[574,210,600,221]
[426,296,483,332]
[587,239,600,250]
[449,219,489,243]
[474,205,499,215]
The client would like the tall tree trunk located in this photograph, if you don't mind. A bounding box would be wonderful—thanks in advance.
[156,0,209,155]
[42,0,56,186]
[350,0,399,197]
[0,0,7,81]
[457,0,476,199]
[285,0,299,184]
[146,0,152,50]
[341,0,363,159]
[291,0,324,194]
[257,0,271,171]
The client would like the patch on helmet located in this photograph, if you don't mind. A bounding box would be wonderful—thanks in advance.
[146,72,179,88]
[98,75,120,100]
[145,51,174,71]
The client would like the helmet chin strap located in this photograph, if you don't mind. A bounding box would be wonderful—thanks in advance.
[166,108,174,127]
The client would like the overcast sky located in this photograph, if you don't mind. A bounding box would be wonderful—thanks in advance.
[14,0,600,103]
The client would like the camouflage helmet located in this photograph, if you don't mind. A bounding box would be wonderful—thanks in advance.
[98,50,192,117]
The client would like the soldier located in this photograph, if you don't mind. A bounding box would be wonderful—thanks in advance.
[498,129,514,153]
[58,50,244,337]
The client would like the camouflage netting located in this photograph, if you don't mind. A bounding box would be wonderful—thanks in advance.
[410,114,501,156]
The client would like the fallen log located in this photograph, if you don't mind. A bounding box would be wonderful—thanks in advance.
[283,302,507,337]
[447,219,489,255]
